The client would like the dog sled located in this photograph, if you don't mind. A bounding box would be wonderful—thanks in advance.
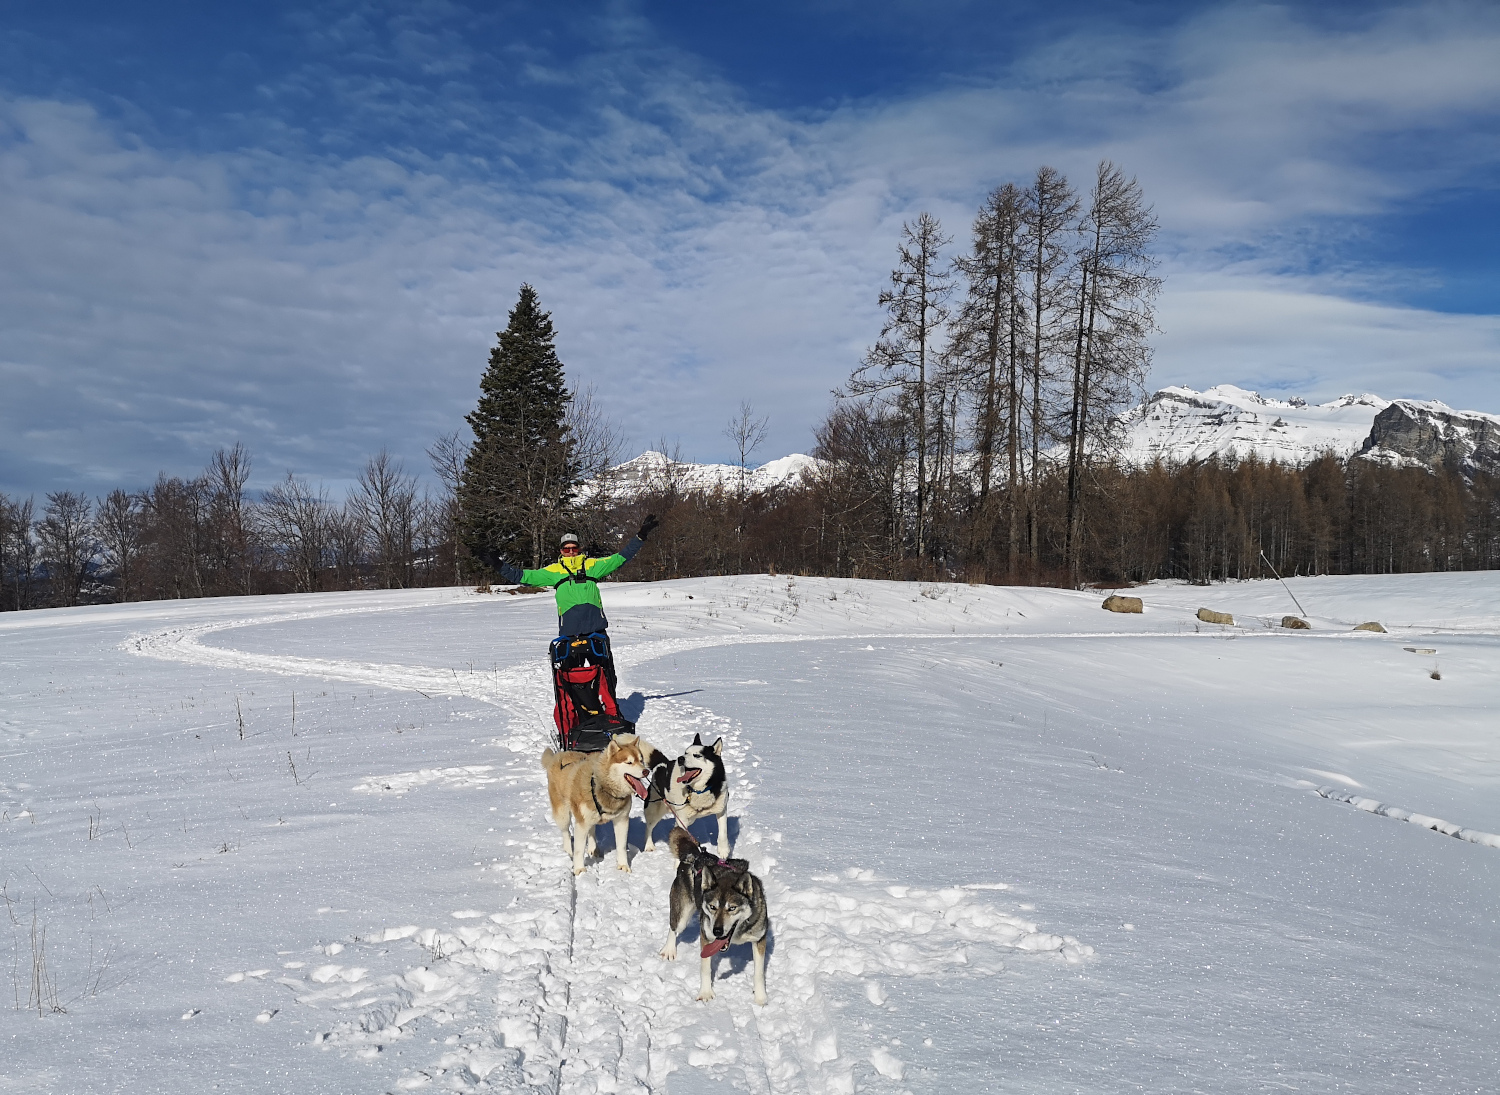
[549,632,633,752]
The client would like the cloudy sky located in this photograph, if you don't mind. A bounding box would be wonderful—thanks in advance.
[3,0,1498,497]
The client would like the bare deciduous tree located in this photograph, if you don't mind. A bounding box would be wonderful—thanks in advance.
[725,400,770,502]
[206,444,253,595]
[37,491,95,607]
[427,430,471,583]
[1063,161,1160,576]
[351,450,418,588]
[1,494,39,610]
[1021,167,1080,567]
[847,212,953,560]
[259,473,331,593]
[95,489,143,602]
[951,183,1025,571]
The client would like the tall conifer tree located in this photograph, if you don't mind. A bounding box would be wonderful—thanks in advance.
[460,285,577,568]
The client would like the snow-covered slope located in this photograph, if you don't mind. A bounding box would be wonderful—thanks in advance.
[598,451,821,500]
[5,575,1500,1093]
[1115,384,1390,466]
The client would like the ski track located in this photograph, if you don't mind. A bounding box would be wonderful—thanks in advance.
[129,608,1097,1093]
[1311,785,1500,850]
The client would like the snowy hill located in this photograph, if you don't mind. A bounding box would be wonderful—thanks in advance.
[5,574,1500,1092]
[1114,384,1390,466]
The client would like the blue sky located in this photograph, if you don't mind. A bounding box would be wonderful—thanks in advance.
[2,0,1498,497]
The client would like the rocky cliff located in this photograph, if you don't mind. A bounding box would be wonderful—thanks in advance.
[1358,400,1500,478]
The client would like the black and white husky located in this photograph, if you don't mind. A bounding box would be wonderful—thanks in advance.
[660,827,769,1005]
[643,733,729,856]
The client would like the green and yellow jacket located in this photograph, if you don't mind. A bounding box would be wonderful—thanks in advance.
[487,537,644,636]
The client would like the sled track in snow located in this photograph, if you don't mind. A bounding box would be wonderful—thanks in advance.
[1313,786,1500,850]
[129,606,1098,1094]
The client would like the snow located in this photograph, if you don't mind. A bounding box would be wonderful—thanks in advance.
[1116,384,1392,466]
[598,451,821,499]
[3,572,1500,1092]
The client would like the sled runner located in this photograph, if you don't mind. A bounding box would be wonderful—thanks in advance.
[550,633,633,752]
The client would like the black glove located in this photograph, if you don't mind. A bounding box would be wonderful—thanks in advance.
[636,514,660,541]
[477,546,524,585]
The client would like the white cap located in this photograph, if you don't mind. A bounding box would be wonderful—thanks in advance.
[560,532,581,547]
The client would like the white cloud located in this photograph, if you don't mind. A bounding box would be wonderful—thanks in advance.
[2,3,1499,497]
[1154,271,1500,408]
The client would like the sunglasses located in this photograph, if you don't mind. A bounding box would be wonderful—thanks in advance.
[560,544,581,554]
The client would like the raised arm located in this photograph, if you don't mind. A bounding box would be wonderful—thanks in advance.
[475,545,550,586]
[587,515,659,577]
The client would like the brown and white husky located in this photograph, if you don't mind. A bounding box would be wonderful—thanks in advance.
[540,734,653,875]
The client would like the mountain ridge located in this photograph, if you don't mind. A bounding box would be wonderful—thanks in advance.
[599,385,1500,496]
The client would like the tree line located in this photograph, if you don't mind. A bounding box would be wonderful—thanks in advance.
[0,445,462,611]
[620,450,1500,586]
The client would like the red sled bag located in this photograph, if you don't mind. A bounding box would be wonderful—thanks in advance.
[550,635,634,752]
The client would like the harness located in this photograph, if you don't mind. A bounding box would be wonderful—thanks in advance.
[559,555,598,586]
[590,772,627,816]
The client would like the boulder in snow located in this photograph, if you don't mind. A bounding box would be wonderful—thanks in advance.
[1353,621,1387,633]
[1281,616,1310,630]
[1197,608,1234,625]
[1102,595,1143,614]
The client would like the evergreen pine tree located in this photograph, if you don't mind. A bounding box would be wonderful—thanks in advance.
[460,285,577,569]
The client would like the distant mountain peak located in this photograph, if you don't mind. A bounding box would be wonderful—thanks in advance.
[1117,385,1394,466]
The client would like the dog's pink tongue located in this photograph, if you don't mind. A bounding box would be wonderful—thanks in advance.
[700,938,729,958]
[624,774,651,800]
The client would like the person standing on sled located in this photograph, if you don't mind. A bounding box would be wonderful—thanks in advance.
[475,515,659,694]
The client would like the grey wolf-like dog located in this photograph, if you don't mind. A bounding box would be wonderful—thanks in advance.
[660,827,768,1005]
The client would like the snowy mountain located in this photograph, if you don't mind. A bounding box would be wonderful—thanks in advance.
[1114,384,1390,466]
[595,387,1500,496]
[1359,399,1500,478]
[6,573,1500,1091]
[598,450,822,499]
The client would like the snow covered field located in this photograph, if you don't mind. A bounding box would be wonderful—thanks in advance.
[3,572,1498,1094]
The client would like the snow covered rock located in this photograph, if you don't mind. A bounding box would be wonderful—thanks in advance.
[1197,608,1233,625]
[1357,399,1500,478]
[1102,594,1143,613]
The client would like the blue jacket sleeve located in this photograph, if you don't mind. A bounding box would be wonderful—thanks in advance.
[618,536,645,563]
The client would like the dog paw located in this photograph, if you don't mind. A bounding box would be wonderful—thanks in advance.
[572,866,586,876]
[696,989,715,1002]
[754,991,767,1006]
[659,944,677,960]
[616,863,632,872]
